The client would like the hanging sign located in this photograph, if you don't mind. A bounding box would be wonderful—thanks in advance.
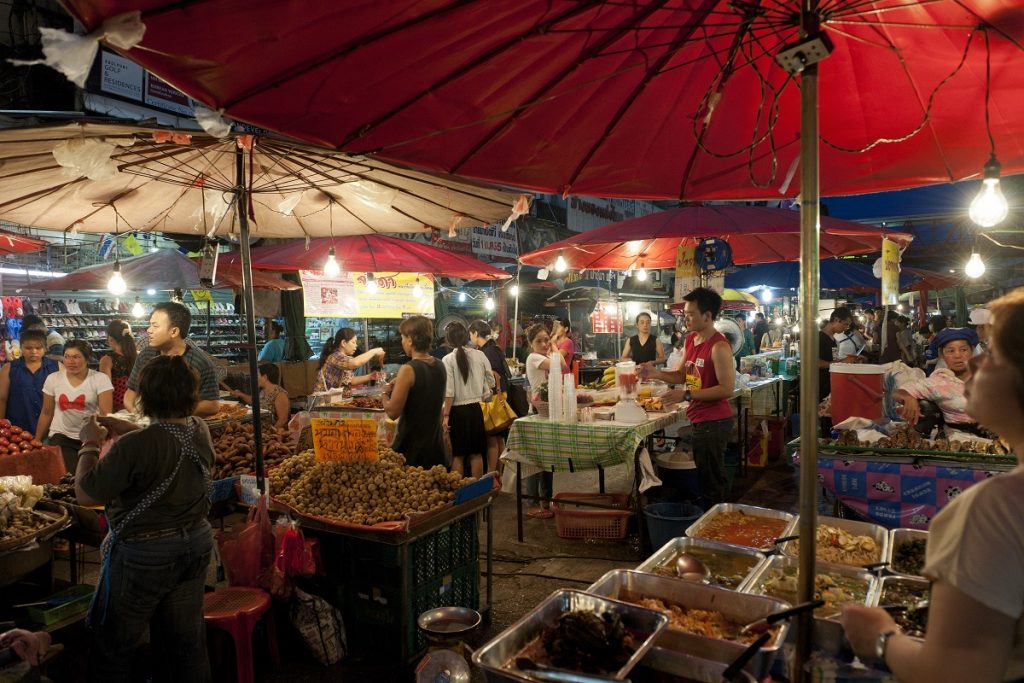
[591,303,622,334]
[673,245,701,301]
[311,417,379,462]
[190,290,213,303]
[299,271,435,319]
[199,243,219,286]
[881,238,900,306]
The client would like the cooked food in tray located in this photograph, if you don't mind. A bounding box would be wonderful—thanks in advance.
[881,580,930,637]
[349,396,384,410]
[692,510,790,549]
[791,523,881,566]
[891,538,927,575]
[513,610,638,675]
[207,402,248,421]
[755,567,869,619]
[631,598,778,646]
[652,546,761,590]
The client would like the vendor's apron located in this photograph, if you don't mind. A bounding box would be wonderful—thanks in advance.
[88,422,212,626]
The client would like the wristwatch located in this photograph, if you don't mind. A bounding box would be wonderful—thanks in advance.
[683,389,693,403]
[873,629,899,662]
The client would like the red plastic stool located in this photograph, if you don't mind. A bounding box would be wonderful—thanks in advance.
[203,587,280,683]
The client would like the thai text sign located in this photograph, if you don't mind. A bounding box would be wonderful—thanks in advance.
[300,271,435,318]
[311,418,379,462]
[881,238,900,306]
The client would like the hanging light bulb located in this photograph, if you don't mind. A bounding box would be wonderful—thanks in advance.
[509,284,519,297]
[761,288,773,304]
[323,245,341,277]
[554,254,567,273]
[365,272,378,294]
[458,292,467,303]
[965,252,986,279]
[108,262,127,295]
[131,297,145,318]
[604,301,617,315]
[485,296,495,311]
[969,155,1009,228]
[773,317,783,325]
[791,324,800,334]
[146,288,156,296]
[636,265,648,281]
[412,278,423,299]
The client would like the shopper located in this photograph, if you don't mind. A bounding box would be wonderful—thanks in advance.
[551,317,575,375]
[621,311,665,364]
[895,316,918,366]
[0,329,60,435]
[36,340,113,473]
[430,323,455,361]
[818,308,858,402]
[641,288,734,506]
[76,354,215,683]
[752,312,769,354]
[442,322,493,478]
[314,327,383,392]
[99,320,137,413]
[383,316,446,468]
[735,315,754,363]
[893,327,979,431]
[21,314,65,363]
[877,307,902,363]
[969,307,991,354]
[470,320,511,473]
[834,318,866,361]
[524,324,562,517]
[123,302,221,417]
[230,363,290,429]
[258,320,285,362]
[841,288,1024,682]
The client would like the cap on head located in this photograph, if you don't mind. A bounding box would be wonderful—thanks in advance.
[968,308,990,326]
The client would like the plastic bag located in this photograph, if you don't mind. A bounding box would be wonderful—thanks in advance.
[274,518,320,579]
[290,587,346,666]
[217,493,275,588]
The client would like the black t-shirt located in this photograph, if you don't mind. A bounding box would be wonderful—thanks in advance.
[752,322,769,353]
[818,330,836,400]
[80,418,214,535]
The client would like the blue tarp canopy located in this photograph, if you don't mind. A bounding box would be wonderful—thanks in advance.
[725,259,916,291]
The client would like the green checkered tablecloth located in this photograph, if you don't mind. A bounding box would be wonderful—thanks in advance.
[503,410,685,474]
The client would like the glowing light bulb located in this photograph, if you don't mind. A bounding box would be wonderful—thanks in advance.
[896,304,905,312]
[323,246,341,277]
[791,324,800,334]
[108,263,127,295]
[636,266,648,281]
[760,288,773,304]
[554,254,567,273]
[458,292,467,303]
[969,156,1009,228]
[146,288,156,296]
[485,297,495,311]
[965,252,986,279]
[131,298,145,318]
[412,279,423,299]
[365,273,378,294]
[509,284,519,297]
[773,317,783,325]
[604,302,617,315]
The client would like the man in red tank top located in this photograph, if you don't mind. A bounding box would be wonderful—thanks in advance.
[642,288,735,506]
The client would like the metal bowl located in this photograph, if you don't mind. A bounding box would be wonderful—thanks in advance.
[418,606,482,637]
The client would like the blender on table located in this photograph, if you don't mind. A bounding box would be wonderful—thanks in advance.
[614,360,647,423]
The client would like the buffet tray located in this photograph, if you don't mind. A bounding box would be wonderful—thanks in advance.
[886,527,929,578]
[634,647,757,683]
[586,569,790,680]
[634,536,767,592]
[685,503,797,552]
[472,588,668,683]
[778,515,888,569]
[743,555,878,621]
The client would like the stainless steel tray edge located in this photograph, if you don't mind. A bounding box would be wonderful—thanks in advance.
[742,555,879,621]
[634,536,768,592]
[684,503,798,552]
[887,527,930,577]
[779,515,889,568]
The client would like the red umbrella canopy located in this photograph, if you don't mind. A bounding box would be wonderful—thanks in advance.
[0,229,47,256]
[60,2,1024,199]
[519,205,912,269]
[901,267,962,292]
[220,235,511,280]
[37,250,298,291]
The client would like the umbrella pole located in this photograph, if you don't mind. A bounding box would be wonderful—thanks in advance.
[235,144,265,493]
[512,264,521,359]
[795,9,821,680]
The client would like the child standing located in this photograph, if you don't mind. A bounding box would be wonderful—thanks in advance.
[0,329,60,435]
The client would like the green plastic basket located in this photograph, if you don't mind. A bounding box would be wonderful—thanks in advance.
[27,584,94,625]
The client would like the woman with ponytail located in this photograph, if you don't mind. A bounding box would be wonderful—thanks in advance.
[441,322,494,477]
[101,320,137,412]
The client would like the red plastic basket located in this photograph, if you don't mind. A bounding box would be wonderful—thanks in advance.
[552,492,632,540]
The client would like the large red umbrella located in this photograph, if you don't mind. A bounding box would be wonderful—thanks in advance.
[58,2,1024,199]
[520,205,912,269]
[220,235,511,280]
[0,229,48,256]
[901,266,962,292]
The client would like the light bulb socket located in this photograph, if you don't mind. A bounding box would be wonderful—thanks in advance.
[983,154,1002,181]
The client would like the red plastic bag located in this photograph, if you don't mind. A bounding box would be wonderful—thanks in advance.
[274,519,320,579]
[217,493,275,588]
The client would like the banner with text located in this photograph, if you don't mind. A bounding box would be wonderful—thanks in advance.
[566,197,660,233]
[300,271,435,318]
[881,238,900,306]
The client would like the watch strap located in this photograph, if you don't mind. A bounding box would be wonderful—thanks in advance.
[876,629,898,662]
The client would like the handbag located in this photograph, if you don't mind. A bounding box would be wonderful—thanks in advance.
[506,382,530,418]
[481,391,517,434]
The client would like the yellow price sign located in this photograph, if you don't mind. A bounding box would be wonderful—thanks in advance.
[190,289,213,302]
[311,418,379,462]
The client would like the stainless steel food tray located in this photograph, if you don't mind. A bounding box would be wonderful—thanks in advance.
[874,575,930,641]
[779,515,888,569]
[685,503,797,552]
[743,555,878,621]
[586,569,790,680]
[472,588,668,683]
[886,527,929,577]
[635,536,767,592]
[635,646,757,683]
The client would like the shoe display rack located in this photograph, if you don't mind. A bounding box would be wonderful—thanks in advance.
[184,301,265,362]
[38,298,134,361]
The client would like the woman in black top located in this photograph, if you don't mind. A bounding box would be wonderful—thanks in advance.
[621,312,666,364]
[470,320,511,472]
[383,316,446,468]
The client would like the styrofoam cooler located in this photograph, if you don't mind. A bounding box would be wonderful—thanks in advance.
[829,363,885,423]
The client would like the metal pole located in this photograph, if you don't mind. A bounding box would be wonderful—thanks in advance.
[235,144,265,493]
[796,2,821,679]
[511,264,521,360]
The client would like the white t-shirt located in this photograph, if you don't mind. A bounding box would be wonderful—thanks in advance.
[443,347,494,406]
[42,370,114,440]
[526,352,561,399]
[924,465,1024,680]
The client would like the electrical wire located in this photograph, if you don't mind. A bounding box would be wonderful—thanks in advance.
[481,570,593,585]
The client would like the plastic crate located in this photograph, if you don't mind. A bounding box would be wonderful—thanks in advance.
[410,514,478,587]
[552,492,632,540]
[27,584,94,625]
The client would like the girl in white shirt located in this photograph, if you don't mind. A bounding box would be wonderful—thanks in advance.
[442,323,494,478]
[523,324,563,518]
[36,339,113,472]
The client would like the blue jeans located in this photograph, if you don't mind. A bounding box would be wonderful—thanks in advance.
[89,520,214,683]
[525,471,553,507]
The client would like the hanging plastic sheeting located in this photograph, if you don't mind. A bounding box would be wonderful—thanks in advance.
[277,191,304,217]
[194,105,233,139]
[345,180,397,212]
[9,12,144,87]
[52,138,120,181]
[500,194,531,233]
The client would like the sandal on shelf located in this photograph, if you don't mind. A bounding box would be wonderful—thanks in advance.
[527,507,554,519]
